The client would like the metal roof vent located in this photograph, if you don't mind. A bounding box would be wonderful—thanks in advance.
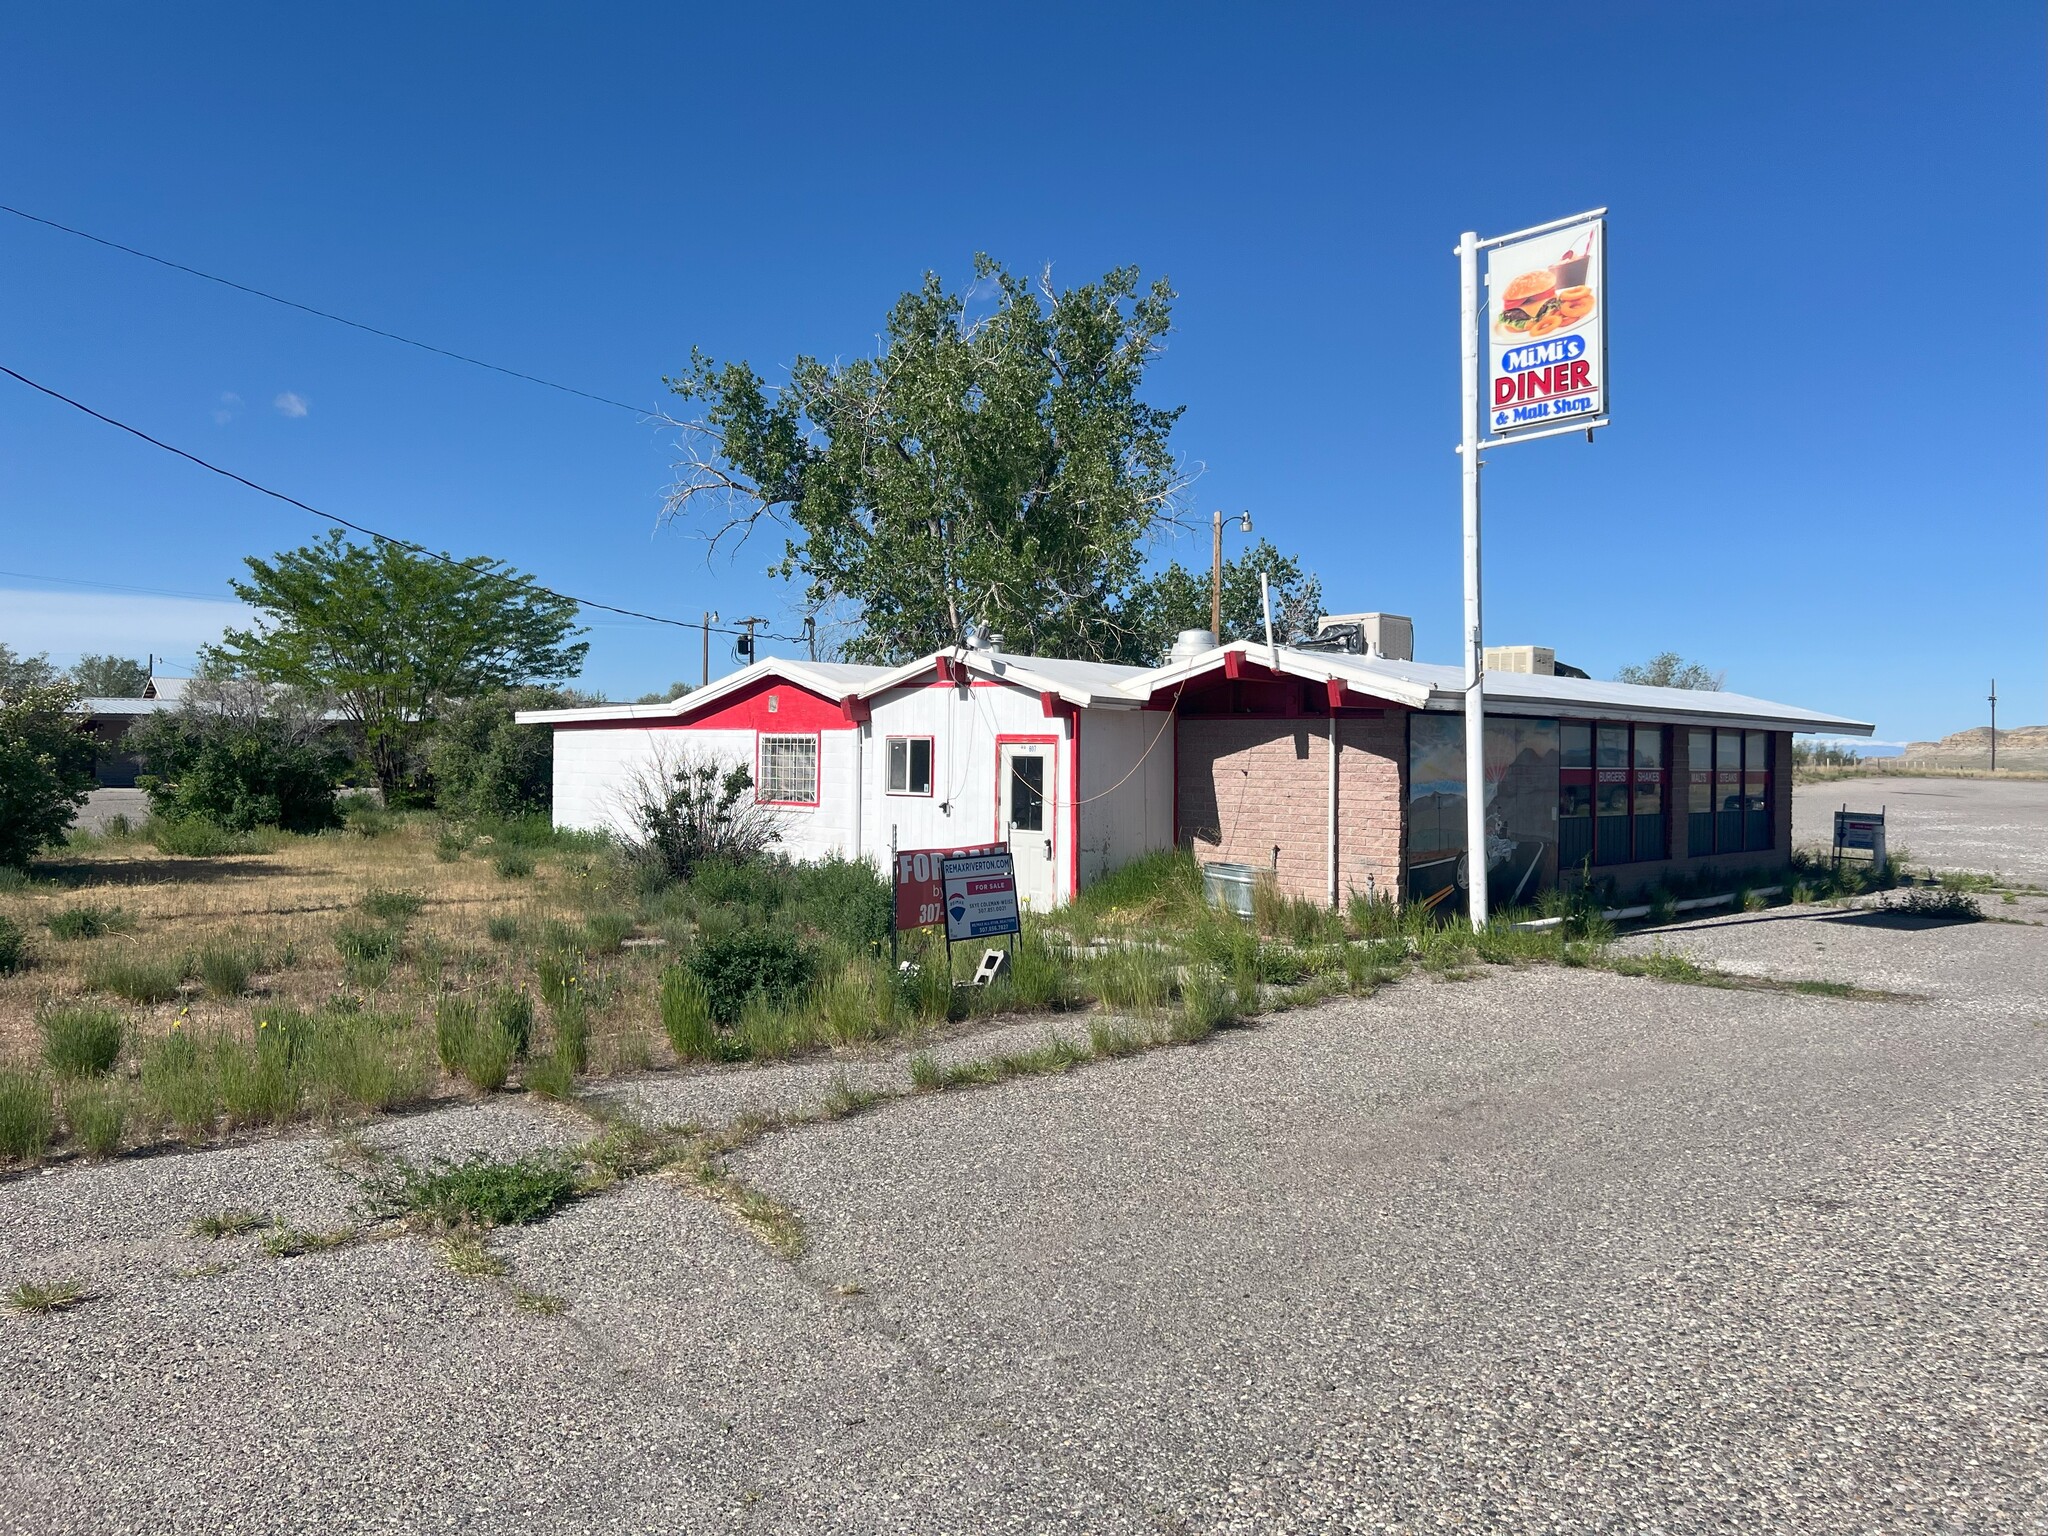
[1170,628,1219,661]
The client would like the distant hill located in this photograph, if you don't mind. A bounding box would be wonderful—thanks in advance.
[1899,723,2048,773]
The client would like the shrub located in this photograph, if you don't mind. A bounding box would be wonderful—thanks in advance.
[47,904,131,941]
[362,1152,580,1229]
[0,680,95,869]
[485,914,521,944]
[62,1081,125,1158]
[426,688,567,821]
[358,887,423,923]
[492,847,535,879]
[625,751,782,885]
[0,915,27,976]
[1891,887,1983,921]
[84,949,188,1004]
[788,857,893,951]
[197,941,257,998]
[0,1069,55,1160]
[687,926,816,1024]
[659,966,718,1060]
[334,922,397,986]
[131,703,342,833]
[39,1004,124,1077]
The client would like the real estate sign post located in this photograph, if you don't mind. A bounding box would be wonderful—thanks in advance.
[1458,208,1609,929]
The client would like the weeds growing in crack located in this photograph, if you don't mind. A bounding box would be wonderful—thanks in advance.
[6,1277,93,1315]
[441,1233,511,1278]
[189,1209,268,1240]
[262,1224,358,1258]
[512,1287,567,1315]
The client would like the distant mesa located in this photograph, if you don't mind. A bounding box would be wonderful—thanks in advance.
[1899,723,2047,773]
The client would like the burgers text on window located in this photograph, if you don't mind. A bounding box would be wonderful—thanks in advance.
[757,734,818,805]
[886,736,933,796]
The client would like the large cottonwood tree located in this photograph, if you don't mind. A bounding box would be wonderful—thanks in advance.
[663,255,1193,663]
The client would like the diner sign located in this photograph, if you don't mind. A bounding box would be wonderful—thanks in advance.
[1487,217,1605,436]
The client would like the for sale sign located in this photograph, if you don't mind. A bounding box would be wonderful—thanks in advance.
[1487,217,1605,436]
[893,844,1003,931]
[940,853,1022,942]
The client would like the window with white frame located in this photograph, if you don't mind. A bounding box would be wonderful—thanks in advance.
[757,734,819,805]
[886,736,933,796]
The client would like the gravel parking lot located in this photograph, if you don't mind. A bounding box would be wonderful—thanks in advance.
[3,884,2042,1535]
[1795,774,2048,885]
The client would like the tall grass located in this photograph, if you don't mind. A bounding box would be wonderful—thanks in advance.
[47,904,133,940]
[197,940,258,998]
[62,1081,126,1158]
[39,1004,125,1078]
[84,947,189,1004]
[0,915,27,975]
[0,1069,55,1160]
[435,997,516,1093]
[1088,945,1175,1015]
[660,966,718,1060]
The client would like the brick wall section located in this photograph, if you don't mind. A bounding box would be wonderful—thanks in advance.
[1178,714,1406,904]
[1563,729,1798,898]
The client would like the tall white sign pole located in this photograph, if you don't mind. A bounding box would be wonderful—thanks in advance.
[1458,230,1488,930]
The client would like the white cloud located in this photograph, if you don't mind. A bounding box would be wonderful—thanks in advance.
[273,392,309,419]
[212,391,243,426]
[0,590,253,669]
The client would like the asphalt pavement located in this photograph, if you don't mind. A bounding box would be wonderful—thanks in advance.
[2,900,2043,1532]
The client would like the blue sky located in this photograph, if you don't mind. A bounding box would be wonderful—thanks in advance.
[2,3,2040,742]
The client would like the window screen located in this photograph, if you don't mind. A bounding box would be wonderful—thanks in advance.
[886,737,932,795]
[758,735,818,804]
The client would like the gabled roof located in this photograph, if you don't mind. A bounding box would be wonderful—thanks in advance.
[857,649,1151,709]
[513,657,889,727]
[1120,641,1875,735]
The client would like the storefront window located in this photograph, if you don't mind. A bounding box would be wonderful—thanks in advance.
[1744,730,1771,850]
[1715,730,1743,852]
[1407,715,1559,916]
[1633,729,1666,860]
[1558,724,1593,872]
[1595,726,1631,864]
[1687,729,1715,856]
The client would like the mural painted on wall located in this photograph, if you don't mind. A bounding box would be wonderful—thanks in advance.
[1406,715,1560,915]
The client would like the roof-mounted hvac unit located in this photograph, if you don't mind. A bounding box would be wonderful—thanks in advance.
[1299,612,1413,662]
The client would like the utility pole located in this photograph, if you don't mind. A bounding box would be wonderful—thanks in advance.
[701,612,718,688]
[1210,509,1252,639]
[735,617,766,664]
[1989,679,1998,772]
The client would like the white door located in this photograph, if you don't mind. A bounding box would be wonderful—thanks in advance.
[999,743,1058,910]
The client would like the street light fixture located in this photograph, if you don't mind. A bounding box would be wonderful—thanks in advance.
[1211,509,1253,640]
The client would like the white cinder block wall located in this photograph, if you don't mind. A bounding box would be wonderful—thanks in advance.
[551,725,861,864]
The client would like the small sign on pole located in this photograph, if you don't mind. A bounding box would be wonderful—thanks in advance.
[1832,806,1887,869]
[940,852,1022,943]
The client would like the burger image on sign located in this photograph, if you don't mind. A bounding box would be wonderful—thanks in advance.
[1492,232,1598,341]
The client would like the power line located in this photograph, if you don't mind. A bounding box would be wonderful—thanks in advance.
[0,567,237,603]
[0,203,649,416]
[0,362,802,646]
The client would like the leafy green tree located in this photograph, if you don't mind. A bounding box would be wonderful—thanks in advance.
[69,654,150,697]
[0,644,62,696]
[1615,653,1724,690]
[666,255,1188,663]
[1113,540,1324,664]
[210,532,587,799]
[633,681,693,704]
[0,680,95,867]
